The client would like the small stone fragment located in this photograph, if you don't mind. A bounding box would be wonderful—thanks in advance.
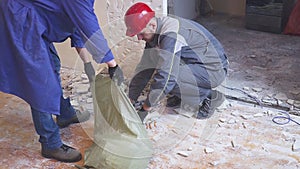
[289,89,300,95]
[292,139,300,152]
[249,92,259,98]
[264,110,276,116]
[274,93,288,101]
[81,79,90,84]
[241,114,253,120]
[219,118,227,123]
[242,122,247,129]
[252,87,263,92]
[75,84,90,94]
[231,140,235,148]
[187,147,193,151]
[243,87,250,91]
[227,119,236,124]
[70,100,79,107]
[262,96,277,105]
[81,74,88,80]
[253,113,264,117]
[287,99,295,105]
[209,161,220,166]
[231,111,239,117]
[86,98,93,103]
[204,147,214,154]
[177,151,189,157]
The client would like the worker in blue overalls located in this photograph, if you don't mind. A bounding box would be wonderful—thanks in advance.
[0,0,123,162]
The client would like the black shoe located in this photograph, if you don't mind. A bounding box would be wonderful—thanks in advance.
[196,90,225,119]
[42,144,82,163]
[166,95,181,108]
[57,109,90,128]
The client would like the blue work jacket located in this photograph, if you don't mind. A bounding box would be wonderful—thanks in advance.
[0,0,114,114]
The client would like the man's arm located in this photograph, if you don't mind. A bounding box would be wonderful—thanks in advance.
[144,32,182,108]
[62,0,114,64]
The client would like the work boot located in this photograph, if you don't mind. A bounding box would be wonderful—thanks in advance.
[42,144,82,163]
[196,90,225,119]
[166,95,181,108]
[57,109,90,128]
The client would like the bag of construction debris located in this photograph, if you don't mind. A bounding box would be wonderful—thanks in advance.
[82,73,153,169]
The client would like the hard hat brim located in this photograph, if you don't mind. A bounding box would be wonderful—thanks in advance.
[126,29,137,37]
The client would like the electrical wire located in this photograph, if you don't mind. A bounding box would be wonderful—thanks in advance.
[221,85,300,126]
[272,111,300,126]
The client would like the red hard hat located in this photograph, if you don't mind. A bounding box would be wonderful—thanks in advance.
[124,2,155,37]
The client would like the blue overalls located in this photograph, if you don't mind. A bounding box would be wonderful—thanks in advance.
[0,0,114,150]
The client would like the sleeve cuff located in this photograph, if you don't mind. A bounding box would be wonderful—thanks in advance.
[95,50,114,63]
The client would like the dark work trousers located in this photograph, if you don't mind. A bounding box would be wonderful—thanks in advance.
[170,62,227,108]
[31,44,76,150]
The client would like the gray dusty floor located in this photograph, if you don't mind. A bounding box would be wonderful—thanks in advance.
[0,14,300,168]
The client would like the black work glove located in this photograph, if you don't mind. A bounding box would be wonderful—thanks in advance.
[132,100,144,111]
[84,62,95,82]
[108,65,124,85]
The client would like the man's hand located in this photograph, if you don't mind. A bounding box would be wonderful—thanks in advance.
[108,65,124,85]
[84,62,95,82]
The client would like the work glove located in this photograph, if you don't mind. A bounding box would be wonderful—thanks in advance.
[131,100,144,110]
[108,65,124,85]
[84,62,95,82]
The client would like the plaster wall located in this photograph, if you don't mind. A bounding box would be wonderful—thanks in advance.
[55,0,165,76]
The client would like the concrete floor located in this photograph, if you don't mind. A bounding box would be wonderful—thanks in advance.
[1,14,300,168]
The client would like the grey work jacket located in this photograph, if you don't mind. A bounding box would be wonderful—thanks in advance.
[129,16,228,107]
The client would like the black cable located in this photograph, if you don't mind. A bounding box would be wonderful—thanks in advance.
[221,85,263,107]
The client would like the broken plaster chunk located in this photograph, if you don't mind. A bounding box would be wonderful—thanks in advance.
[219,118,227,123]
[262,96,277,105]
[248,54,256,58]
[292,139,300,152]
[294,104,300,109]
[81,79,90,84]
[243,87,250,91]
[177,151,189,157]
[275,93,288,101]
[227,119,236,124]
[264,110,276,116]
[294,101,300,108]
[231,140,235,148]
[209,161,220,166]
[252,87,263,92]
[253,113,264,117]
[70,100,79,107]
[289,89,300,95]
[287,99,295,105]
[81,74,88,80]
[204,147,214,154]
[76,84,90,94]
[242,122,247,129]
[187,147,193,151]
[249,92,259,98]
[231,111,240,117]
[241,114,253,120]
[86,98,93,103]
